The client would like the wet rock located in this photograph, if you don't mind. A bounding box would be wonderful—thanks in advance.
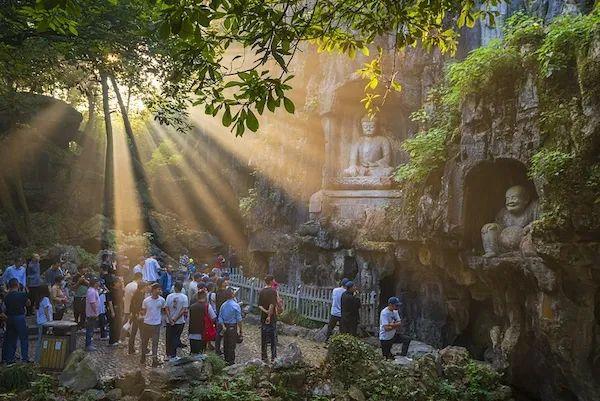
[60,349,100,392]
[272,343,304,370]
[115,369,146,396]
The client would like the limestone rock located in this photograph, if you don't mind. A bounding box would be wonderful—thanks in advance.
[272,343,304,370]
[224,358,268,376]
[439,346,469,367]
[59,350,100,392]
[148,357,210,389]
[115,369,146,396]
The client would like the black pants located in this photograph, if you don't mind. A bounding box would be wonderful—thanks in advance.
[261,323,277,362]
[73,297,86,329]
[381,333,411,359]
[326,315,341,339]
[222,324,238,365]
[128,318,140,354]
[108,308,122,345]
[339,320,358,337]
[165,323,185,357]
[98,313,108,338]
[140,323,161,363]
[190,339,206,354]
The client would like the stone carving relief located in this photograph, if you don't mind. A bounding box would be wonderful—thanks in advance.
[481,185,538,257]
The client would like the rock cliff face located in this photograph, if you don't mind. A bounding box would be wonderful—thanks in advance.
[242,3,600,400]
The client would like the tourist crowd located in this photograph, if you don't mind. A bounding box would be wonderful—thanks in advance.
[0,251,409,367]
[0,252,275,367]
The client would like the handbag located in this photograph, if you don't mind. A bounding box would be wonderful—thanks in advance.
[202,304,217,342]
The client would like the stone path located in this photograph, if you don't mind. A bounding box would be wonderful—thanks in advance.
[30,319,327,379]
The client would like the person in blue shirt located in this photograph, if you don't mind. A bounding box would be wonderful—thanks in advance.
[159,265,174,297]
[26,254,42,315]
[1,278,30,363]
[217,289,243,365]
[2,258,27,290]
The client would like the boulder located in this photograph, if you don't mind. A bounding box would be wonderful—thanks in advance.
[439,346,469,366]
[148,356,211,389]
[59,349,100,392]
[224,358,268,376]
[272,343,304,370]
[312,383,333,397]
[313,325,328,342]
[406,340,437,359]
[393,356,415,367]
[115,370,146,396]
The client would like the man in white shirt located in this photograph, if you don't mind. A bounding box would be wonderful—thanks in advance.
[379,296,411,359]
[140,283,165,367]
[165,282,189,359]
[133,257,144,276]
[326,278,349,340]
[123,272,142,323]
[143,255,160,283]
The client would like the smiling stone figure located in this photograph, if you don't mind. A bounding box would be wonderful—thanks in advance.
[481,185,539,257]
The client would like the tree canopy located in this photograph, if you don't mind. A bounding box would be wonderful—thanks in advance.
[1,0,499,134]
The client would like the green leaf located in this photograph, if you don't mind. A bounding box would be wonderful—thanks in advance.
[222,107,232,127]
[283,97,295,114]
[246,110,259,132]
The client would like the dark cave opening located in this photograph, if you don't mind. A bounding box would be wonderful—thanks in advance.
[463,159,537,253]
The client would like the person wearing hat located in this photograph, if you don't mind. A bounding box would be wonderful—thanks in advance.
[379,296,411,359]
[326,278,350,340]
[340,281,361,336]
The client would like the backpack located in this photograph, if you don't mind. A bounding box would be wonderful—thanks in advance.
[203,303,217,341]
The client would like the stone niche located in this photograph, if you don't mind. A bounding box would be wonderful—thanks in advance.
[309,80,411,222]
[462,158,538,254]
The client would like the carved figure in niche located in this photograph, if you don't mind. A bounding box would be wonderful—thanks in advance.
[481,185,538,257]
[343,116,393,177]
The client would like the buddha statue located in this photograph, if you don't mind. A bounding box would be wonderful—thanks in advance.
[481,185,538,257]
[343,116,393,177]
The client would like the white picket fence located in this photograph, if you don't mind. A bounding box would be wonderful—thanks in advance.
[229,268,379,331]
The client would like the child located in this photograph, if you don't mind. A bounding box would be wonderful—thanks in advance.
[35,286,53,362]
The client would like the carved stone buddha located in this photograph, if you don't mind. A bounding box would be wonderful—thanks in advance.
[343,117,394,178]
[481,185,538,257]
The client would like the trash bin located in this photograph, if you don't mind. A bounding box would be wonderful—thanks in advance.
[39,320,78,370]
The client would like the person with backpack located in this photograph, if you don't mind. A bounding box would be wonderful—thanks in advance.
[258,275,278,363]
[164,282,188,360]
[188,291,216,354]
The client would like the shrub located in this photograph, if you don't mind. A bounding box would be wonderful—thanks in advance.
[394,128,449,183]
[279,308,322,329]
[324,334,380,384]
[529,149,574,181]
[0,364,36,392]
[204,352,227,376]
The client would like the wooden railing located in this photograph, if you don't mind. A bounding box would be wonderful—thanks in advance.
[229,268,379,331]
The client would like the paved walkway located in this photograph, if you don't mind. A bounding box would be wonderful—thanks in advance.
[28,318,327,379]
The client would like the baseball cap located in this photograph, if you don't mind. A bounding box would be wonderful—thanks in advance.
[344,280,354,289]
[388,296,401,306]
[341,278,350,286]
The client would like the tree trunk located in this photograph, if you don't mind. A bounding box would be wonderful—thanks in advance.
[100,71,114,248]
[0,175,28,245]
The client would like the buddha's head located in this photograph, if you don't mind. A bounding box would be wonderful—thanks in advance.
[505,185,530,214]
[360,116,376,136]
